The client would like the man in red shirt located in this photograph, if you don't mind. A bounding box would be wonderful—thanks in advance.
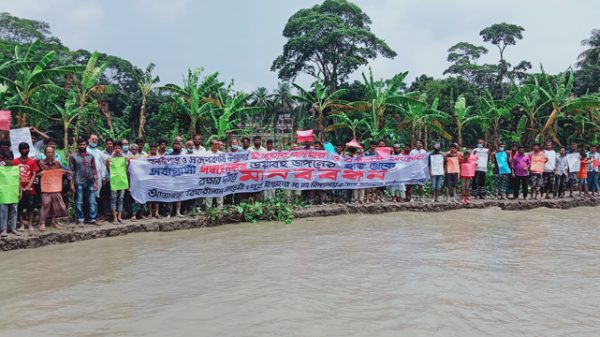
[15,142,39,231]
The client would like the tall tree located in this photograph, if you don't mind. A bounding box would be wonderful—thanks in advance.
[443,42,488,82]
[137,62,159,139]
[271,0,396,90]
[480,23,524,62]
[577,29,600,69]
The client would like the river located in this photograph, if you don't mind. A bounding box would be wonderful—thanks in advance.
[1,208,599,337]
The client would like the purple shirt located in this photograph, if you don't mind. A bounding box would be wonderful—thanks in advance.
[512,154,530,176]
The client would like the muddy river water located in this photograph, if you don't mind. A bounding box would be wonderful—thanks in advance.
[1,208,599,336]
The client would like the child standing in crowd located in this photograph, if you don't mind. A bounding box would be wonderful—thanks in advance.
[459,148,474,204]
[106,142,128,224]
[578,151,590,196]
[512,145,530,200]
[16,142,39,231]
[445,143,461,203]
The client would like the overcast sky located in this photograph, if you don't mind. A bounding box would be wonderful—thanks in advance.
[2,0,599,91]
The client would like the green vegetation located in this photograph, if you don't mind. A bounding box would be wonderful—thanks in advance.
[1,2,600,153]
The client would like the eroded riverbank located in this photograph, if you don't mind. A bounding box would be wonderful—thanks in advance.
[1,197,599,251]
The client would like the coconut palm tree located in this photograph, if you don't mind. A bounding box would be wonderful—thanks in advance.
[137,62,160,139]
[162,68,223,138]
[577,29,600,68]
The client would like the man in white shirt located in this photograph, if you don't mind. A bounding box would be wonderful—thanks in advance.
[192,134,206,154]
[247,135,267,153]
[542,141,557,199]
[409,140,427,202]
[472,139,489,199]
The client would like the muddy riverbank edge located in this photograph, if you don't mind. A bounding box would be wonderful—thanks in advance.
[2,197,599,251]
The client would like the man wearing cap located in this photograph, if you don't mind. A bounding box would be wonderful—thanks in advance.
[389,144,406,202]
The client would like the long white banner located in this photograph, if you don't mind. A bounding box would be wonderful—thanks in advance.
[129,150,430,203]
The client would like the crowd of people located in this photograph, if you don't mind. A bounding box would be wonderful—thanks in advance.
[0,127,599,237]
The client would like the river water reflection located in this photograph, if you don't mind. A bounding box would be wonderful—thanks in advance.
[1,208,599,336]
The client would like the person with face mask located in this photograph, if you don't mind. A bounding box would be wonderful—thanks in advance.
[15,142,39,231]
[184,140,195,155]
[70,137,100,226]
[511,145,531,200]
[38,145,68,231]
[542,141,557,199]
[491,143,510,199]
[0,139,21,237]
[471,139,489,199]
[87,133,108,201]
[429,143,444,202]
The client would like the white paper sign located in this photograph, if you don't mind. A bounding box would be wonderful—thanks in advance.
[567,153,580,173]
[430,154,444,176]
[475,149,489,171]
[9,127,37,158]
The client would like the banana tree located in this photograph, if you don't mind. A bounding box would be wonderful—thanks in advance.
[137,62,160,139]
[293,80,349,141]
[538,70,600,143]
[72,51,110,144]
[0,40,81,127]
[395,94,452,148]
[162,68,223,138]
[514,84,548,144]
[45,96,79,157]
[325,111,367,140]
[478,88,521,148]
[205,89,263,142]
[453,95,479,147]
